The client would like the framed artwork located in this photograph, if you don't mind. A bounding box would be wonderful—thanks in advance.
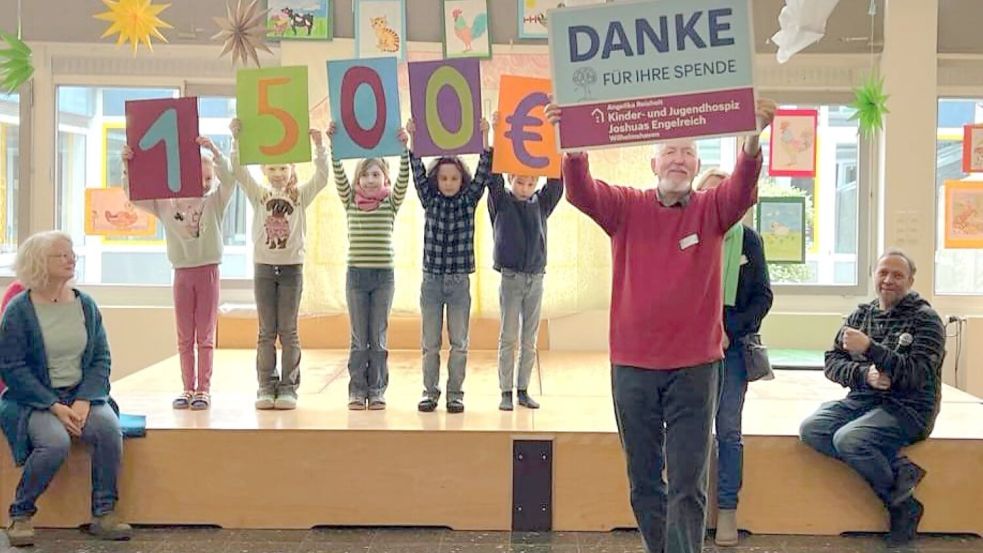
[768,109,818,177]
[962,124,983,173]
[85,187,157,238]
[442,0,491,59]
[267,0,333,41]
[354,0,406,62]
[756,196,806,264]
[944,180,983,248]
[517,0,604,40]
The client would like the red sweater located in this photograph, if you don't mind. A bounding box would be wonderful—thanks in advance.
[563,151,762,370]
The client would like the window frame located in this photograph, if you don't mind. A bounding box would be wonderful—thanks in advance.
[754,90,873,297]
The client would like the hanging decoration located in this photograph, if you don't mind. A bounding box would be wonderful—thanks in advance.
[213,0,272,67]
[771,0,842,64]
[0,31,32,94]
[848,74,889,138]
[0,0,33,94]
[94,0,173,54]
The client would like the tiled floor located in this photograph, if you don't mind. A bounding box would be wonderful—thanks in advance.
[1,528,981,553]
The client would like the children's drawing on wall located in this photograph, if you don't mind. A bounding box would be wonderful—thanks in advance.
[354,0,405,61]
[945,180,983,248]
[756,197,806,264]
[442,0,491,59]
[963,124,983,173]
[768,109,818,177]
[266,0,332,41]
[85,188,157,237]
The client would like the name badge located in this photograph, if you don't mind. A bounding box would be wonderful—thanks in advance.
[740,254,749,266]
[679,233,699,250]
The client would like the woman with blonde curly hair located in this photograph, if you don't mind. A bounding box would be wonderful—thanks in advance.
[0,231,131,546]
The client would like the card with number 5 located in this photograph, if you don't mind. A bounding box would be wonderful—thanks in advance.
[236,66,312,165]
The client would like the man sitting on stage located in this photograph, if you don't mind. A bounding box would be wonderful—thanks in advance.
[800,249,945,546]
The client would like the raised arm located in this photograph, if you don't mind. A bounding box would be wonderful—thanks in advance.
[866,308,946,392]
[120,145,159,216]
[465,145,492,207]
[229,118,266,206]
[390,127,411,213]
[710,99,775,233]
[538,176,565,217]
[198,136,237,211]
[824,307,872,389]
[326,122,354,209]
[299,129,330,208]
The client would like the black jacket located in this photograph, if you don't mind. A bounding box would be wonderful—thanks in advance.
[825,292,946,439]
[487,174,563,274]
[724,226,773,340]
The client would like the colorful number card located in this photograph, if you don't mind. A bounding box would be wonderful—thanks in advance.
[327,57,403,159]
[408,58,483,157]
[493,75,560,178]
[237,66,312,164]
[124,97,203,201]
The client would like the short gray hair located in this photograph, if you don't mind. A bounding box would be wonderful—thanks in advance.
[652,140,701,159]
[878,248,916,277]
[15,231,73,290]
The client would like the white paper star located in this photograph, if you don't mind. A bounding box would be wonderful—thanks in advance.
[212,0,272,67]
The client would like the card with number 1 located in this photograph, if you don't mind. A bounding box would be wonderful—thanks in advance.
[125,97,203,201]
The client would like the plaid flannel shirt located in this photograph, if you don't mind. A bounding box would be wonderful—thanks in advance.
[410,149,492,274]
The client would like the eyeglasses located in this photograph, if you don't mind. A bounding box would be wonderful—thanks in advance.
[48,252,78,261]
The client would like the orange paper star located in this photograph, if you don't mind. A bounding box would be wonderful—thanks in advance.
[94,0,172,54]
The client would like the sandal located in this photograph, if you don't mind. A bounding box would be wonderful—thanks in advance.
[189,391,211,411]
[172,391,193,410]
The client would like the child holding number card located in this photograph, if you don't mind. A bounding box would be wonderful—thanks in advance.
[229,118,329,411]
[326,121,410,411]
[488,112,564,411]
[406,117,492,414]
[122,137,235,411]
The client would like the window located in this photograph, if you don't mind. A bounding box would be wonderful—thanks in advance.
[935,98,983,295]
[758,104,862,287]
[56,87,249,285]
[0,92,18,275]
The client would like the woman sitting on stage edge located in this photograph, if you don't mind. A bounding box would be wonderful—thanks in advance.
[0,230,132,547]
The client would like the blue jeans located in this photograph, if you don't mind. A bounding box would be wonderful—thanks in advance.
[715,343,748,510]
[800,398,921,505]
[10,403,122,519]
[497,270,544,392]
[420,273,470,401]
[254,264,303,397]
[612,362,720,553]
[346,267,395,400]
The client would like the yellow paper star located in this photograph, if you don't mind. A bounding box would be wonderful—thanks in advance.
[94,0,172,54]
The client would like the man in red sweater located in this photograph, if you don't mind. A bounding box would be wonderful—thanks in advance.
[545,98,774,553]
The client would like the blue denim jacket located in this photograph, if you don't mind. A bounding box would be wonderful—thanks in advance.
[0,289,117,465]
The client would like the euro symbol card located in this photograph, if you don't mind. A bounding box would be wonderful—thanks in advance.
[493,76,560,178]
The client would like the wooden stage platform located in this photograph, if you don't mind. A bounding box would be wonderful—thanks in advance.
[1,349,981,536]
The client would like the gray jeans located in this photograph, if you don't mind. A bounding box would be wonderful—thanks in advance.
[254,263,303,396]
[346,267,396,400]
[612,362,720,553]
[497,270,544,392]
[10,403,122,519]
[420,273,470,401]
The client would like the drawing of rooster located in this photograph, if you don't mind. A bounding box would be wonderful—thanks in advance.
[778,121,813,166]
[452,8,488,53]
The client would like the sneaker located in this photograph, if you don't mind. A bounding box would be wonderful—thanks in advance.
[418,391,440,413]
[714,508,739,547]
[889,458,926,506]
[348,396,367,410]
[172,391,193,410]
[274,394,298,410]
[189,391,211,411]
[517,390,540,409]
[6,517,35,547]
[255,391,276,410]
[499,391,514,411]
[368,396,387,410]
[447,398,465,414]
[86,511,132,541]
[887,497,924,546]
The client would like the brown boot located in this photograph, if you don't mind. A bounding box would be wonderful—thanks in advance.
[86,511,133,541]
[6,517,35,547]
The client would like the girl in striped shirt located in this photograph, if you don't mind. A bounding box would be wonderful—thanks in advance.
[326,122,410,410]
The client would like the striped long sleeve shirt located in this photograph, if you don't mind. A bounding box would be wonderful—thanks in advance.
[410,149,492,275]
[332,152,410,269]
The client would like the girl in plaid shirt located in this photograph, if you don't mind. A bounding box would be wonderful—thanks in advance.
[406,117,492,414]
